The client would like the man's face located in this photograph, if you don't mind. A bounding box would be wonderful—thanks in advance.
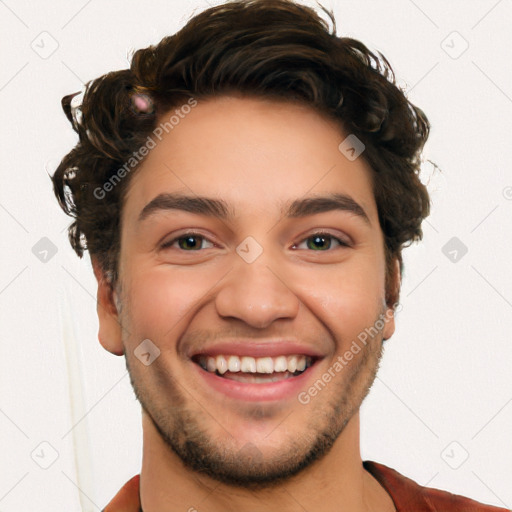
[109,95,396,486]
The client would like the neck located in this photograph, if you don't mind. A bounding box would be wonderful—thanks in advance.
[139,411,394,512]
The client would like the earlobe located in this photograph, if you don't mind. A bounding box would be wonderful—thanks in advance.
[384,257,401,309]
[383,258,401,341]
[92,257,124,356]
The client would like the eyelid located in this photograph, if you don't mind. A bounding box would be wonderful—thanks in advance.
[292,230,352,250]
[161,229,352,252]
[160,230,218,249]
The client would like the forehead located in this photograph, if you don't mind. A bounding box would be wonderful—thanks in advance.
[122,95,378,225]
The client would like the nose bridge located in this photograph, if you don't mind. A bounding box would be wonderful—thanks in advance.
[215,244,300,328]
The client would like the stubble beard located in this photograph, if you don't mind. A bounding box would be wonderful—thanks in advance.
[124,317,385,489]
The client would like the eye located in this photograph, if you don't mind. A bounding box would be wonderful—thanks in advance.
[161,232,215,251]
[292,231,351,251]
[160,231,350,252]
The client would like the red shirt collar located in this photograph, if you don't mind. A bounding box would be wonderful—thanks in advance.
[103,461,508,511]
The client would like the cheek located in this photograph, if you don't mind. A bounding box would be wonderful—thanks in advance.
[295,253,385,344]
[121,240,386,347]
[123,265,212,342]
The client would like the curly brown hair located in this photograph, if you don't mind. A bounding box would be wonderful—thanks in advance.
[51,0,430,308]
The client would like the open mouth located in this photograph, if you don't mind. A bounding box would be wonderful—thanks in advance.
[192,354,316,383]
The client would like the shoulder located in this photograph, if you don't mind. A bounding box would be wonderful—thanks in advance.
[364,460,509,512]
[103,474,141,512]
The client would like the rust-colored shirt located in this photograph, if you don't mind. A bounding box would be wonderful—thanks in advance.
[103,460,509,511]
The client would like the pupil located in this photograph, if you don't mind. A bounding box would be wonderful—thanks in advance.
[180,236,200,250]
[309,235,329,250]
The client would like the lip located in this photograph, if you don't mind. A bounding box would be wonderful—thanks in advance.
[190,356,322,402]
[188,340,324,359]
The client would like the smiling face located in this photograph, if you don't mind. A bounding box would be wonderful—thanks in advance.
[95,94,399,487]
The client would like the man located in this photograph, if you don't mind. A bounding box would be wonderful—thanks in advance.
[52,1,508,510]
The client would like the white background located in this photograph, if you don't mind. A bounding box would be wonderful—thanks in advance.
[1,0,511,510]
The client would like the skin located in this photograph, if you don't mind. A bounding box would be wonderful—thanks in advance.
[93,95,400,511]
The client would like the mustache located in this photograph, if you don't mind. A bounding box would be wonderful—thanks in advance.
[178,327,329,353]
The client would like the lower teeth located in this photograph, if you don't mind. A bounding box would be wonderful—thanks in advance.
[216,370,302,383]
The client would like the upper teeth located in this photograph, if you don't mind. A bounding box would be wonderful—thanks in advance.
[197,354,312,374]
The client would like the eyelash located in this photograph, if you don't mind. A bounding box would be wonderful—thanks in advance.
[160,231,351,251]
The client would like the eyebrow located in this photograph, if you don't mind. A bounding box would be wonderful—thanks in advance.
[137,192,371,225]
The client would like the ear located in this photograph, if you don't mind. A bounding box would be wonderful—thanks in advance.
[92,257,124,356]
[382,258,401,341]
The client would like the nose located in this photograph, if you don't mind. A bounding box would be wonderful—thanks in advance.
[215,254,300,329]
